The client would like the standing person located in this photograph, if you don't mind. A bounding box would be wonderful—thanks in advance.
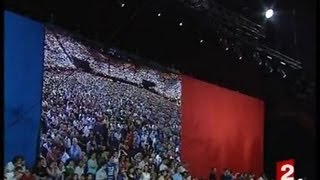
[21,169,35,180]
[127,168,136,180]
[64,159,76,178]
[33,158,49,180]
[209,168,217,180]
[69,138,82,161]
[87,152,98,175]
[105,155,117,180]
[117,167,128,180]
[221,169,232,180]
[96,164,108,180]
[74,160,85,177]
[47,161,63,179]
[8,166,24,180]
[141,166,151,180]
[172,167,183,180]
[158,170,166,180]
[5,156,23,174]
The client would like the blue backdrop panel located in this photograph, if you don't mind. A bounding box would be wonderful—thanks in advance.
[4,11,44,167]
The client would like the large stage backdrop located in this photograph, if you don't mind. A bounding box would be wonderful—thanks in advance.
[181,76,265,177]
[4,11,44,167]
[5,11,265,178]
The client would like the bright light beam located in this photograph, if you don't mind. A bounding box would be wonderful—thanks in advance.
[265,9,274,19]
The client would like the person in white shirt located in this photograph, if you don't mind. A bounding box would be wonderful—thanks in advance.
[5,156,23,174]
[159,159,168,172]
[95,164,107,180]
[177,162,186,174]
[140,166,151,180]
[138,157,148,170]
[5,171,14,180]
[155,154,162,167]
[61,149,71,164]
[74,160,85,177]
[64,136,72,149]
[83,125,90,137]
[6,166,24,180]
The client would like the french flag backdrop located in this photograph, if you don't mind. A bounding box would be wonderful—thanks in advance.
[180,75,265,178]
[4,11,264,176]
[4,11,44,167]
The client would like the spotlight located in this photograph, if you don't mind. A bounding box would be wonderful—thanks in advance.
[121,3,125,7]
[179,22,183,26]
[265,9,274,19]
[157,13,161,17]
[200,39,204,43]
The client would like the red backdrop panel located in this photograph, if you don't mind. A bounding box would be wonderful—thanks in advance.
[180,75,264,178]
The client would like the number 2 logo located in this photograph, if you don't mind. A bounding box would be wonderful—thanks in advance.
[276,159,295,180]
[281,164,294,180]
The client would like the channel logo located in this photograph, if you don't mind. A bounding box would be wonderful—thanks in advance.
[276,159,295,180]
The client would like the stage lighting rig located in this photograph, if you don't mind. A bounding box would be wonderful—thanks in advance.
[180,0,303,74]
[182,0,209,10]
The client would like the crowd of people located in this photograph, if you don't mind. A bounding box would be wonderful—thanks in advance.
[4,26,267,180]
[44,27,181,101]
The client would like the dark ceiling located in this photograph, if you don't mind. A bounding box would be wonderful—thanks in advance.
[219,0,316,79]
[5,0,316,119]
